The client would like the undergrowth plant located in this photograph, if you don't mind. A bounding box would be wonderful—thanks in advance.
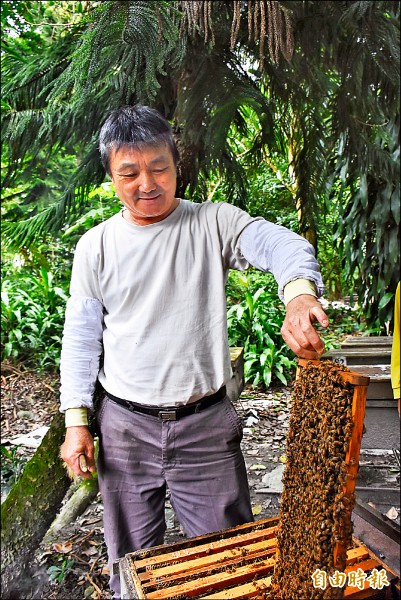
[47,558,75,584]
[226,271,296,387]
[0,444,27,501]
[226,271,366,389]
[1,266,69,371]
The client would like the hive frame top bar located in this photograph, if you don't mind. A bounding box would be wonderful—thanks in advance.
[297,358,370,386]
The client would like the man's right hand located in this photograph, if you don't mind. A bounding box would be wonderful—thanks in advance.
[60,426,96,479]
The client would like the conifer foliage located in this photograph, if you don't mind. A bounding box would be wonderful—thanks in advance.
[2,1,400,328]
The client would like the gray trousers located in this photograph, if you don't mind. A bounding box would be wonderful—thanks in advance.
[96,394,253,598]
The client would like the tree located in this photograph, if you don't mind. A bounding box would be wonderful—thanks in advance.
[2,1,400,329]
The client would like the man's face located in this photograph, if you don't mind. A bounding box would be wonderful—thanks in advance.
[109,144,178,226]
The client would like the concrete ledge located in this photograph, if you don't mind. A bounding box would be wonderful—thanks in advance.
[323,347,391,365]
[342,335,393,348]
[362,403,400,450]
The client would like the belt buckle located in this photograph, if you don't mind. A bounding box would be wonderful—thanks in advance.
[158,410,177,421]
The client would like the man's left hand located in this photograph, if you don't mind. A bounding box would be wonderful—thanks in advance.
[281,294,329,359]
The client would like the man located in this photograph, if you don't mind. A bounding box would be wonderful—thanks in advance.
[60,104,329,598]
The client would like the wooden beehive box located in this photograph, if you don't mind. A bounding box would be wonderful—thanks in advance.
[118,518,399,599]
[118,362,400,599]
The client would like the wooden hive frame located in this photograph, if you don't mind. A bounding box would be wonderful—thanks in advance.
[296,358,370,570]
[119,521,399,599]
[119,362,400,599]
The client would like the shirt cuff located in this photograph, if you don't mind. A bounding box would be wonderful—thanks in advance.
[283,279,317,305]
[65,407,89,427]
[393,387,400,400]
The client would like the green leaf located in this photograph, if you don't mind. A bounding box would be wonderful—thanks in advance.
[12,329,23,342]
[275,371,288,385]
[262,368,272,387]
[4,342,13,358]
[378,292,394,310]
[244,291,254,316]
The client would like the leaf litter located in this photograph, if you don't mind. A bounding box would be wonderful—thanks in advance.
[2,361,292,598]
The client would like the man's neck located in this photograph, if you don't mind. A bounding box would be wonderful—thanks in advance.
[122,198,180,226]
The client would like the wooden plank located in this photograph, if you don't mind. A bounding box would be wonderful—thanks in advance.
[344,384,367,497]
[140,538,277,582]
[190,557,381,600]
[119,556,143,600]
[145,558,276,600]
[342,336,393,348]
[131,516,279,562]
[338,370,370,388]
[134,525,278,570]
[123,533,395,599]
[141,542,370,585]
[336,394,364,565]
[178,557,382,600]
[202,575,273,599]
[141,549,276,593]
[344,579,378,598]
[351,537,401,581]
[204,574,391,600]
[345,558,382,574]
[346,546,371,564]
[230,347,244,363]
[323,348,391,358]
[344,562,397,599]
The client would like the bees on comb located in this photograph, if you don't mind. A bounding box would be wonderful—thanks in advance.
[269,360,355,600]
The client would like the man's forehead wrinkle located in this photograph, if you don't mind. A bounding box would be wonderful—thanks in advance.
[113,155,170,171]
[116,161,138,170]
[112,142,170,158]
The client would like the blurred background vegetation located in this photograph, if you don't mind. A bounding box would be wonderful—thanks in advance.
[1,1,399,384]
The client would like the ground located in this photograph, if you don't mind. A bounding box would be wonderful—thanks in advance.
[1,361,292,599]
[1,361,399,599]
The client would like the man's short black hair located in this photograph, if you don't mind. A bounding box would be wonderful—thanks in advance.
[99,105,180,176]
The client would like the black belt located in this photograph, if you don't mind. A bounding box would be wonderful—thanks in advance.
[105,386,227,421]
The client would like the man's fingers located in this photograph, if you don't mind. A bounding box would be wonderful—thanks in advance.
[281,328,324,360]
[282,295,330,358]
[310,306,329,328]
[283,317,324,353]
[78,454,97,477]
[79,454,88,472]
[61,426,96,478]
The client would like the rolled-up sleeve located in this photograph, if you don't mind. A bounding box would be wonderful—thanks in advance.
[59,296,104,412]
[239,220,325,301]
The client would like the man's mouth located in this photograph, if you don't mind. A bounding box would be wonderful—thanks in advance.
[139,193,160,200]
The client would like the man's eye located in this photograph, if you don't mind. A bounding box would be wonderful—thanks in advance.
[153,168,167,173]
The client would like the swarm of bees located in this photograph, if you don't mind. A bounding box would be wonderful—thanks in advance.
[268,360,355,600]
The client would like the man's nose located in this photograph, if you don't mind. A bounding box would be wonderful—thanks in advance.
[138,171,156,192]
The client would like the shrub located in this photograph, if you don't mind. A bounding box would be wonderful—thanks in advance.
[227,271,296,387]
[1,267,68,371]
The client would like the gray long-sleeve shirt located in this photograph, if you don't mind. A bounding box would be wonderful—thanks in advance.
[60,200,324,412]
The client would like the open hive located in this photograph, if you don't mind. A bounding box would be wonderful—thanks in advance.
[118,360,400,599]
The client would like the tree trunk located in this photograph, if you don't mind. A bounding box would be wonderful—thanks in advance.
[43,476,99,545]
[288,117,318,251]
[1,411,71,598]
